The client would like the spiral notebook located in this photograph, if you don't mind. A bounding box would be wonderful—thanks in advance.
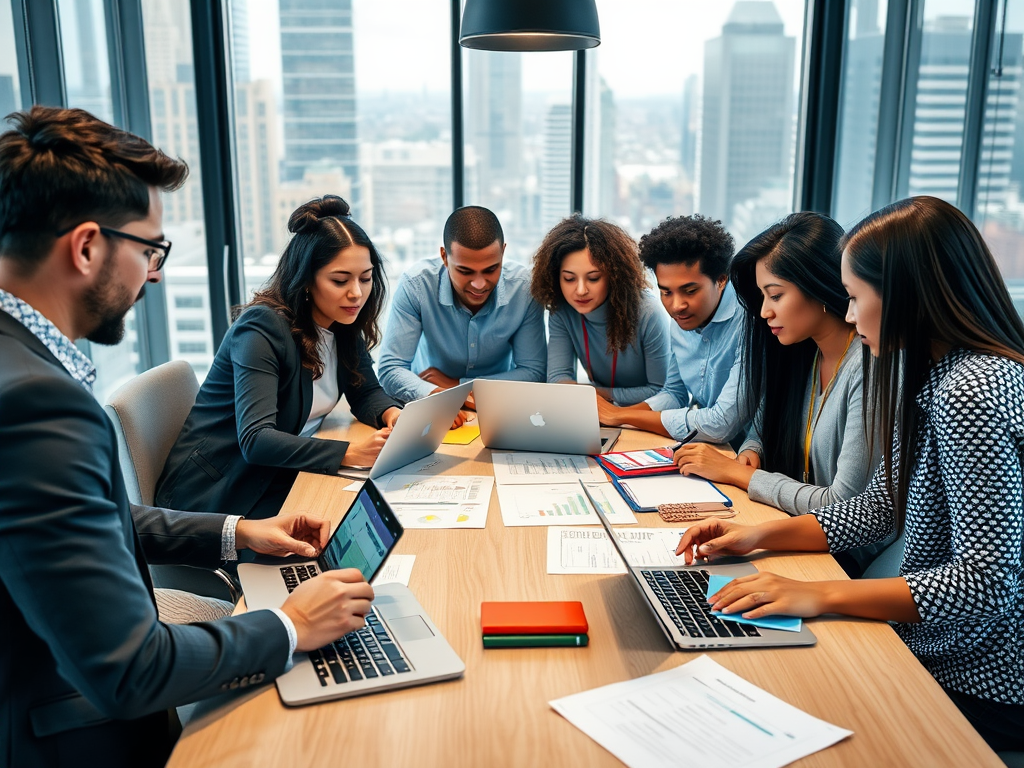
[609,472,732,513]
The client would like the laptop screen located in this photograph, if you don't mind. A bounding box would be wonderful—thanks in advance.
[318,487,398,581]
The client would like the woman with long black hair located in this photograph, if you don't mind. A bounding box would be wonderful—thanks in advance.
[673,213,881,567]
[156,195,401,519]
[676,196,1024,752]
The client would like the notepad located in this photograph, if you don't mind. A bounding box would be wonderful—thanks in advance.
[706,574,803,633]
[613,473,731,513]
[442,424,480,445]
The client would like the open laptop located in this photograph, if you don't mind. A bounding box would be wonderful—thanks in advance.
[237,480,465,705]
[340,380,474,480]
[473,380,620,455]
[581,482,816,650]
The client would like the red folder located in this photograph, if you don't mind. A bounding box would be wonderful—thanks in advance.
[481,601,589,635]
[595,447,678,478]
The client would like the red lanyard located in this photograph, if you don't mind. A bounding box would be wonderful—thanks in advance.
[581,315,616,390]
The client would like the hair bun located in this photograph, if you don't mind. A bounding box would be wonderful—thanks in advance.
[287,195,351,234]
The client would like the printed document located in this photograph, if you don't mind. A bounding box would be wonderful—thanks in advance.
[497,481,637,527]
[371,554,415,586]
[377,475,493,529]
[491,452,607,485]
[547,527,690,574]
[550,655,852,768]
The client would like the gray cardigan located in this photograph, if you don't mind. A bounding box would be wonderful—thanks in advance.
[740,350,880,517]
[546,291,670,406]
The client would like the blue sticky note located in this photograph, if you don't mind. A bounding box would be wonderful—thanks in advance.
[706,574,803,633]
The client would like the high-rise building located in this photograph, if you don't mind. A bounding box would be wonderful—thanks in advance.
[908,17,1022,208]
[0,75,16,118]
[466,50,522,211]
[699,1,795,234]
[680,73,700,182]
[582,54,617,219]
[230,0,250,84]
[63,0,112,122]
[279,0,359,213]
[540,101,572,233]
[235,79,280,261]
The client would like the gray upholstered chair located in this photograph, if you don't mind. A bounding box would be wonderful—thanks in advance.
[861,526,907,579]
[105,360,239,607]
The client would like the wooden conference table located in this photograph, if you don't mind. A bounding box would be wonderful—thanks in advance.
[168,419,1001,768]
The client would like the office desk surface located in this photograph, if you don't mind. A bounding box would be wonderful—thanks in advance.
[167,422,1000,768]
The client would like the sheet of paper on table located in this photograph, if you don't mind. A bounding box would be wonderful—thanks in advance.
[377,474,493,529]
[546,526,690,574]
[497,481,637,527]
[371,554,415,586]
[550,655,853,768]
[491,452,607,485]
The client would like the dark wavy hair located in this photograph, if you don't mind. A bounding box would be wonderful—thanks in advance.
[0,106,187,269]
[531,215,646,354]
[638,214,734,280]
[731,211,849,478]
[841,196,1024,532]
[249,195,387,381]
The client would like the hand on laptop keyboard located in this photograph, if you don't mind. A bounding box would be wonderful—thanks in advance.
[280,567,375,652]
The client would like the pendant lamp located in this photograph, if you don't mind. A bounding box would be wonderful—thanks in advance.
[459,0,601,52]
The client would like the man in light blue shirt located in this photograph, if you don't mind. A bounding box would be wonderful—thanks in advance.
[596,215,749,444]
[378,206,546,404]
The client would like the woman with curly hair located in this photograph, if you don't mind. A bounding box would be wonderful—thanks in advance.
[157,195,402,519]
[530,215,670,405]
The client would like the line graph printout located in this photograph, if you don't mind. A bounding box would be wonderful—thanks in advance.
[546,527,691,574]
[491,452,607,485]
[497,482,637,527]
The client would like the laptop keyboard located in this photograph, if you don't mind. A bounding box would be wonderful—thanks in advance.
[278,567,414,686]
[641,569,761,640]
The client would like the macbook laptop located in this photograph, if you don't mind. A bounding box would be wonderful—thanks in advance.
[238,480,465,705]
[581,482,816,650]
[340,380,474,480]
[473,380,620,455]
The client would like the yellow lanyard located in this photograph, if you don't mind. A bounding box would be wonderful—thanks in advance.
[803,331,856,483]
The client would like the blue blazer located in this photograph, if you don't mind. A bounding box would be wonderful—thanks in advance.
[156,305,399,518]
[0,310,290,768]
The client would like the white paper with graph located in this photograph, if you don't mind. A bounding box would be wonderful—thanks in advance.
[491,452,607,485]
[496,480,637,527]
[377,475,493,529]
[546,527,691,574]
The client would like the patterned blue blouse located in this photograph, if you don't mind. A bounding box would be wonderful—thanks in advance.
[814,349,1023,704]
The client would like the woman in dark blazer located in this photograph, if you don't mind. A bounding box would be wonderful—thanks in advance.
[156,196,402,519]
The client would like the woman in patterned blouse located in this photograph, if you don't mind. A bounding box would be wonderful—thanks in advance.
[675,196,1024,751]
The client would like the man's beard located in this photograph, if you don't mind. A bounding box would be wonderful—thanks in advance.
[82,255,144,346]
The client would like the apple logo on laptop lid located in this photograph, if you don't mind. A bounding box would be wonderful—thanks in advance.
[530,412,546,427]
[421,422,432,437]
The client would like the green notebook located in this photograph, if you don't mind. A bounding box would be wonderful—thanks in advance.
[482,633,589,648]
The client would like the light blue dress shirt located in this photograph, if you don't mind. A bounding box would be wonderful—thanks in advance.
[644,282,748,442]
[547,291,670,406]
[378,259,547,403]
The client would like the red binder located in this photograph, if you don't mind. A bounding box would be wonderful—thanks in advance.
[481,601,589,635]
[594,447,678,478]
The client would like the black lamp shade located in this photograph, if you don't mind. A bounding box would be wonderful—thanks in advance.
[459,0,601,52]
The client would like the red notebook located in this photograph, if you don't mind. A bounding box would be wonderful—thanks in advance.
[595,447,678,478]
[480,601,589,635]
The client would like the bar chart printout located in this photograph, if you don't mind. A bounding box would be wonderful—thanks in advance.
[496,482,637,527]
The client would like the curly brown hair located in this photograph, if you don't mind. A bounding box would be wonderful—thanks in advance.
[531,215,646,354]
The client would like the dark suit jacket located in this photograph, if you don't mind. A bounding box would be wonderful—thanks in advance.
[0,310,291,768]
[156,305,399,519]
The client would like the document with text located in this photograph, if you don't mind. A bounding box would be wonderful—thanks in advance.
[497,481,637,527]
[371,554,415,586]
[491,452,607,485]
[378,475,493,529]
[546,527,690,574]
[550,655,852,768]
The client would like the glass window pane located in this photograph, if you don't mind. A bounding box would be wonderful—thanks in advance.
[906,1,976,203]
[231,0,452,325]
[465,50,574,264]
[0,2,22,115]
[833,0,889,227]
[58,0,114,123]
[975,0,1024,314]
[586,0,806,247]
[141,0,215,381]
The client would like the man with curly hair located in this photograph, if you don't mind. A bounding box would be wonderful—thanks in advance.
[595,214,749,445]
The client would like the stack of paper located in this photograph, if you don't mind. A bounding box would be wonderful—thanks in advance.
[376,474,494,529]
[490,452,638,527]
[546,527,690,574]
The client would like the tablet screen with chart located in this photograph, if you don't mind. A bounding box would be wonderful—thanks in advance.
[319,487,399,581]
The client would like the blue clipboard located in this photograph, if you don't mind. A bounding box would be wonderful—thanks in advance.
[605,471,732,513]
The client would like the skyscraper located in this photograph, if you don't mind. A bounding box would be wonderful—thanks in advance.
[541,101,572,233]
[582,53,617,219]
[466,50,522,210]
[699,1,795,233]
[0,75,15,118]
[279,0,359,210]
[680,73,700,182]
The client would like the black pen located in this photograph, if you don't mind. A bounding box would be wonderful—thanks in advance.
[670,429,699,452]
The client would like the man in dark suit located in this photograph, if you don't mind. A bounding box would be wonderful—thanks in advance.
[0,107,375,768]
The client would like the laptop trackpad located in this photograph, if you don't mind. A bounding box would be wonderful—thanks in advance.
[389,615,434,642]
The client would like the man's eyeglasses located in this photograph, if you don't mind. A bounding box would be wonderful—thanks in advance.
[56,225,172,271]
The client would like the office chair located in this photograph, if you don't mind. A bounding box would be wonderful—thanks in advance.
[861,527,906,579]
[105,360,240,611]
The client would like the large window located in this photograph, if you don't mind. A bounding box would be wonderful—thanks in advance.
[0,2,21,116]
[587,0,806,247]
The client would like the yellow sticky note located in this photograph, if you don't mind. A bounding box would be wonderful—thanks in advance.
[442,424,481,445]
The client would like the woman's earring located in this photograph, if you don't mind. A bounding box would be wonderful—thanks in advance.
[823,303,827,314]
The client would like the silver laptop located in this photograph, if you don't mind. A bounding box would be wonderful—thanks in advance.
[582,482,816,650]
[341,381,474,480]
[474,380,620,455]
[238,481,465,705]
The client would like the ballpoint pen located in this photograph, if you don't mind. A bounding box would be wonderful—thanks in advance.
[670,429,700,452]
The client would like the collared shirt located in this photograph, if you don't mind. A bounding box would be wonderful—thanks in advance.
[0,288,296,656]
[644,282,748,442]
[377,258,547,403]
[0,288,97,391]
